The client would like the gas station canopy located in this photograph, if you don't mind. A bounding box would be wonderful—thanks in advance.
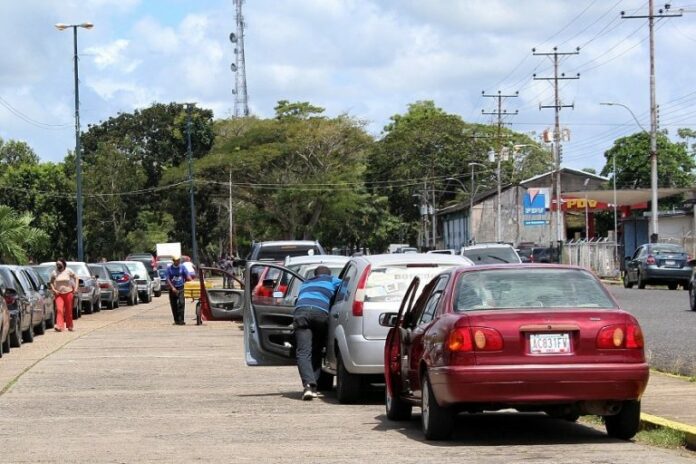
[562,188,692,206]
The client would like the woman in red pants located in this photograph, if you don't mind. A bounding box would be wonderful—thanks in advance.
[49,258,78,332]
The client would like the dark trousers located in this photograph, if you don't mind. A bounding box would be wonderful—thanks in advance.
[293,308,329,387]
[169,289,185,324]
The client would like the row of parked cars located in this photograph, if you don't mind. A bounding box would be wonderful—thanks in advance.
[238,240,649,442]
[0,258,165,360]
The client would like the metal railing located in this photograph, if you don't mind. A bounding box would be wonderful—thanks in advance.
[563,238,620,278]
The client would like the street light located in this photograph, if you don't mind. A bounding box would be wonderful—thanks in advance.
[55,21,93,262]
[600,101,656,243]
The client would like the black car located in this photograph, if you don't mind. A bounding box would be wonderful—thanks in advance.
[0,265,42,347]
[624,243,692,290]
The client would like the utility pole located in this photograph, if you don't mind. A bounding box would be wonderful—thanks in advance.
[482,90,518,242]
[622,1,682,243]
[185,104,199,266]
[228,170,234,257]
[533,47,580,246]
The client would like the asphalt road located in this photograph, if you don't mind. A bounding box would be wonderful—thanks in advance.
[0,297,694,463]
[609,286,696,376]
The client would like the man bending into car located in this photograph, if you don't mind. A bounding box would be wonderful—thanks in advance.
[294,265,342,400]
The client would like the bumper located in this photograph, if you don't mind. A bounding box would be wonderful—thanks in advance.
[429,363,649,407]
[100,291,115,301]
[342,334,386,375]
[644,266,691,282]
[137,285,149,293]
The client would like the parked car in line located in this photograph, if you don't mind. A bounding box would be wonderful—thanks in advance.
[284,255,349,278]
[0,265,41,347]
[110,261,153,303]
[88,264,119,309]
[125,253,157,274]
[0,277,12,357]
[104,262,138,306]
[33,264,82,319]
[426,249,457,255]
[248,240,325,263]
[22,266,55,331]
[242,253,474,404]
[381,264,649,441]
[623,243,692,290]
[461,243,522,264]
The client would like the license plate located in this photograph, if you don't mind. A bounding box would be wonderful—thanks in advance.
[665,260,676,266]
[529,333,571,354]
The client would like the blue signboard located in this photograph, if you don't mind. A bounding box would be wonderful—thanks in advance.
[522,188,550,227]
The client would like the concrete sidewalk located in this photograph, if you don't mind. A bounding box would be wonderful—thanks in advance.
[641,371,696,449]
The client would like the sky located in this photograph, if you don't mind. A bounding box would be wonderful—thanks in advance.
[2,0,696,174]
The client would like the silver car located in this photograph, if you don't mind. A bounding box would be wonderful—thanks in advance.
[109,261,154,303]
[242,253,472,404]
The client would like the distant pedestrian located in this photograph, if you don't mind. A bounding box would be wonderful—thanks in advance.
[166,255,191,325]
[49,258,78,332]
[293,265,342,400]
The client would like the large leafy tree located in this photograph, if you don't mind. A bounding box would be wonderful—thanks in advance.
[601,131,695,189]
[0,137,40,168]
[0,205,48,263]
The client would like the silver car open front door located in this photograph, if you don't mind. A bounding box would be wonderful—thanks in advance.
[243,262,305,366]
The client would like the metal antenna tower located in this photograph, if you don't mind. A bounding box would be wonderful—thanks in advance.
[230,0,249,117]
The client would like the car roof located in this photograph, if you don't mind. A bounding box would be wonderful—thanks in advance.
[255,240,320,247]
[284,255,349,266]
[462,243,516,250]
[351,253,473,266]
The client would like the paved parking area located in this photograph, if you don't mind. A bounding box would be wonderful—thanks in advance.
[0,298,694,463]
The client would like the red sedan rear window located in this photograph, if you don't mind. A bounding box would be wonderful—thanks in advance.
[455,268,616,311]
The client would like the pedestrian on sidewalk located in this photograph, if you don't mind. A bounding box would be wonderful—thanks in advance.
[49,258,78,332]
[166,255,191,325]
[293,265,342,401]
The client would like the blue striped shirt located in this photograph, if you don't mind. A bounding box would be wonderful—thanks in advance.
[295,275,342,313]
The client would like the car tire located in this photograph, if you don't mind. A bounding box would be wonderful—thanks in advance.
[668,283,678,291]
[10,317,21,348]
[114,297,120,308]
[317,370,334,392]
[154,290,162,298]
[622,272,633,289]
[605,400,640,440]
[46,310,54,329]
[22,319,34,343]
[385,377,412,421]
[637,272,646,289]
[2,330,9,354]
[421,374,454,440]
[35,312,46,335]
[195,302,203,326]
[691,287,696,311]
[336,352,361,404]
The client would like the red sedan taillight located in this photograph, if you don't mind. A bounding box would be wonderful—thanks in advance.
[118,274,130,283]
[596,324,644,349]
[352,265,371,317]
[447,327,503,352]
[646,255,656,265]
[99,283,110,289]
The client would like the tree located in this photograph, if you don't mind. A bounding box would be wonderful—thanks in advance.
[0,205,48,263]
[601,132,695,189]
[126,211,175,253]
[0,137,39,168]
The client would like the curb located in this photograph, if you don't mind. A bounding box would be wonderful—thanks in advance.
[641,413,696,450]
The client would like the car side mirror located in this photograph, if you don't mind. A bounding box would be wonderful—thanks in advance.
[134,274,140,279]
[624,256,631,262]
[93,275,99,279]
[688,259,696,267]
[378,312,399,328]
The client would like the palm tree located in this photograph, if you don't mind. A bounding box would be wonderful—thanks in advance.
[0,205,48,264]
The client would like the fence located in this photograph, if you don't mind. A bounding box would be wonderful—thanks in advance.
[562,238,621,278]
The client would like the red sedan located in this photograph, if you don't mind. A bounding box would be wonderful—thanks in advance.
[382,264,649,441]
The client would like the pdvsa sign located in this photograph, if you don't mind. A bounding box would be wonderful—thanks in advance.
[563,198,609,211]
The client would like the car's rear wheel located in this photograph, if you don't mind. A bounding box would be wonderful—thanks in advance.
[605,400,640,440]
[114,297,120,308]
[668,283,678,290]
[1,330,9,354]
[421,374,454,440]
[46,310,54,329]
[9,317,21,348]
[195,302,203,326]
[637,272,646,289]
[317,370,334,392]
[22,319,34,343]
[622,272,633,289]
[336,352,361,404]
[154,290,162,298]
[35,312,46,335]
[690,287,696,311]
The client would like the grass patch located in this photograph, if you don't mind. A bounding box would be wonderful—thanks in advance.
[637,426,687,449]
[650,367,696,382]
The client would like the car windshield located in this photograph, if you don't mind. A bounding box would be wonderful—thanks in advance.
[455,268,617,311]
[88,265,104,278]
[32,265,53,282]
[365,264,457,303]
[125,262,147,276]
[67,263,90,276]
[650,244,685,254]
[462,247,519,264]
[293,264,344,278]
[257,245,322,262]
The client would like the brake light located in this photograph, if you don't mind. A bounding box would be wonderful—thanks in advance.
[447,327,473,352]
[352,264,371,317]
[646,255,656,265]
[596,323,644,349]
[472,327,504,351]
[118,274,130,283]
[99,283,110,289]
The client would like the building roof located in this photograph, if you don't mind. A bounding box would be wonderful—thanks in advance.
[520,167,608,185]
